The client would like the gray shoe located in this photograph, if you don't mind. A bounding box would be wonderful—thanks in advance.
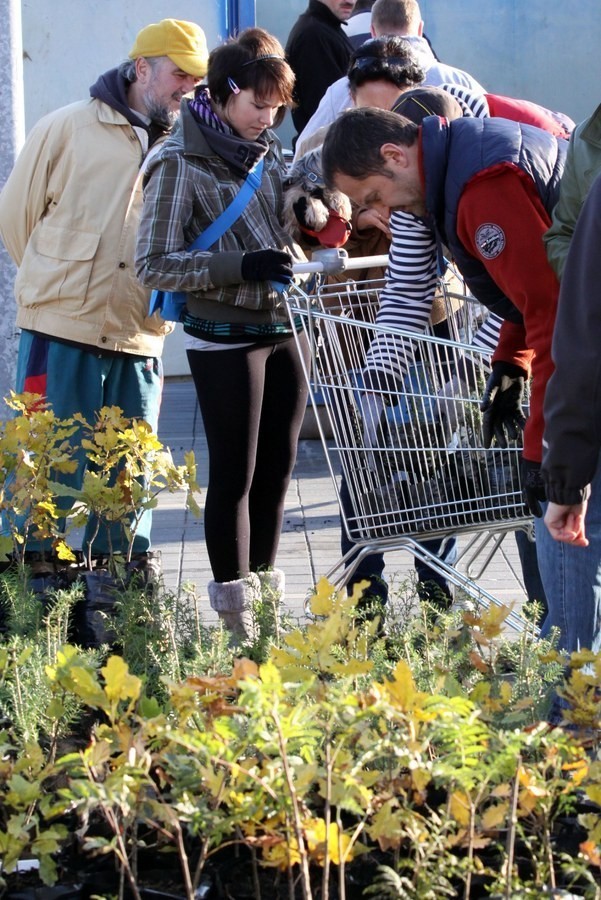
[208,573,262,644]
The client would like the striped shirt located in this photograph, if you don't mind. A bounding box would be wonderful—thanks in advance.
[363,211,501,389]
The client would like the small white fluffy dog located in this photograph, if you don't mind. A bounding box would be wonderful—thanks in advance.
[283,146,352,247]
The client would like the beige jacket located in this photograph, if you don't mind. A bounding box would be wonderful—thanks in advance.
[0,98,172,356]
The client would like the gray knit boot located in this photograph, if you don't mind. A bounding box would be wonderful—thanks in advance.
[208,572,261,643]
[257,568,285,637]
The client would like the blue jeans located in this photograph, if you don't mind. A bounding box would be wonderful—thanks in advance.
[514,528,548,614]
[339,472,458,606]
[535,460,601,654]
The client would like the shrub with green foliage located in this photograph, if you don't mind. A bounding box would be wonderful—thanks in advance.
[1,393,600,898]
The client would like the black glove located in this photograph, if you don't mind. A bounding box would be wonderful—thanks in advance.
[480,361,527,448]
[521,457,546,518]
[241,249,293,284]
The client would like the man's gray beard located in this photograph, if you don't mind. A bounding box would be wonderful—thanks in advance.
[144,94,179,129]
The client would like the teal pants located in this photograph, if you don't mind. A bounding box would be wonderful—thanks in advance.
[11,330,163,556]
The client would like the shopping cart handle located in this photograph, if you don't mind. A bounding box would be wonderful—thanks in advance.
[292,248,389,277]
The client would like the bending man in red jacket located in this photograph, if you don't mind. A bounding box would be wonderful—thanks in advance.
[321,107,574,646]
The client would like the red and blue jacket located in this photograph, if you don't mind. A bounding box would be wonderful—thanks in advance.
[419,115,566,462]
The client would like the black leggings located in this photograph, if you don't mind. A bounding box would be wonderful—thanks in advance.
[187,335,310,583]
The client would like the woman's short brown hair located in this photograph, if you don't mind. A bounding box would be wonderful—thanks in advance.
[208,28,295,128]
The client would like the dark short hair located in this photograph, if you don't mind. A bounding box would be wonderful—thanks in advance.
[207,27,294,127]
[347,36,425,96]
[322,106,418,186]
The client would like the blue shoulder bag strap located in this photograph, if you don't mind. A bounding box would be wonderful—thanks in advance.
[190,157,264,252]
[149,158,265,319]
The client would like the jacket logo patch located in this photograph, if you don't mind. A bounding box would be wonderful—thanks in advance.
[475,223,506,259]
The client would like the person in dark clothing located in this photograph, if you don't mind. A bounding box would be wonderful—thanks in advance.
[286,0,357,142]
[541,170,601,654]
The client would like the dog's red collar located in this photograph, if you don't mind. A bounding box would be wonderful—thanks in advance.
[298,209,352,248]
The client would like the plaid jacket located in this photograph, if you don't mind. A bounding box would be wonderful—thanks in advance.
[135,103,305,327]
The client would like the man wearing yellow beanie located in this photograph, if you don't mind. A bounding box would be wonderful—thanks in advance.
[127,19,208,128]
[0,19,207,602]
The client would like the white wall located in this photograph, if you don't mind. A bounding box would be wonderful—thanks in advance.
[262,0,601,146]
[21,1,224,132]
[418,0,600,126]
[21,0,601,143]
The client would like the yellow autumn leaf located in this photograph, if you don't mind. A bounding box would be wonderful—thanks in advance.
[491,783,512,799]
[36,500,58,517]
[479,603,512,638]
[183,449,197,476]
[470,836,492,849]
[569,649,599,669]
[470,681,491,704]
[101,656,141,705]
[308,577,339,616]
[333,657,372,677]
[450,790,471,826]
[517,766,547,797]
[269,658,314,682]
[367,798,402,850]
[280,629,311,653]
[232,657,259,684]
[0,536,13,560]
[305,818,354,865]
[411,766,431,793]
[68,665,107,708]
[6,773,40,806]
[586,785,601,806]
[518,789,539,816]
[513,697,534,711]
[84,739,113,770]
[523,782,548,798]
[262,836,301,869]
[382,660,418,710]
[258,658,282,691]
[294,763,319,790]
[348,579,371,606]
[538,650,563,663]
[563,758,589,788]
[499,680,513,705]
[55,539,77,561]
[447,829,469,848]
[481,802,509,830]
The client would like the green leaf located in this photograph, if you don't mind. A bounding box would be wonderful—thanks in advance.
[38,854,59,886]
[6,774,41,807]
[139,695,162,719]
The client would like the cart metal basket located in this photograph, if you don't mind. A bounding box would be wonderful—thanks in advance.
[288,252,535,632]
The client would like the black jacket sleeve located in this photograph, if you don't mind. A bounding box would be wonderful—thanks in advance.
[542,171,601,504]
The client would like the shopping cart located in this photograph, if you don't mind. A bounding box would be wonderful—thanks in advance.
[288,251,536,633]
